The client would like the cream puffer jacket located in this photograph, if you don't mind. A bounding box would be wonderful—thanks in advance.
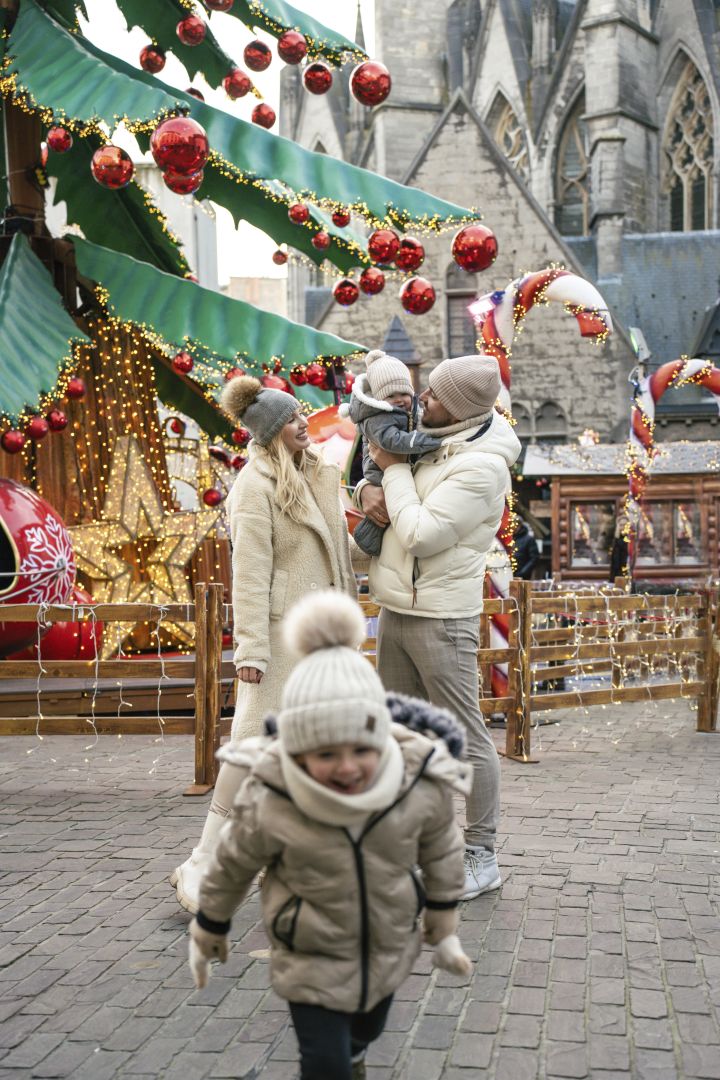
[368,412,521,618]
[197,716,469,1014]
[226,447,357,672]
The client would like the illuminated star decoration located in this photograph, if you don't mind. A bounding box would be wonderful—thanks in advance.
[69,435,221,657]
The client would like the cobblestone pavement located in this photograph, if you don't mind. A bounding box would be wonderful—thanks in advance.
[1,700,719,1079]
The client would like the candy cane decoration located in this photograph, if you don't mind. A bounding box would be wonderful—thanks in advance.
[470,268,613,696]
[626,357,720,567]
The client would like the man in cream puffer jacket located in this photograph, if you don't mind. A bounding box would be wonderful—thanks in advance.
[355,353,521,900]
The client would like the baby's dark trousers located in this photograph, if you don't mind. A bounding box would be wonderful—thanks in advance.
[288,994,393,1079]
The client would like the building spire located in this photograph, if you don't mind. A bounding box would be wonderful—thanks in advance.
[354,0,365,51]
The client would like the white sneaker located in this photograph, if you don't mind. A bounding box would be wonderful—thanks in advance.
[462,845,501,900]
[170,810,225,915]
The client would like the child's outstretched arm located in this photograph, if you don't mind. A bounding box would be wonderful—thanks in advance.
[417,785,472,977]
[365,413,442,457]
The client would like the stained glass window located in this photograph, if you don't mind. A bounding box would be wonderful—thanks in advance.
[663,61,714,231]
[555,94,590,236]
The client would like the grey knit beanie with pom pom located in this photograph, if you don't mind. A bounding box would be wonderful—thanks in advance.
[277,591,390,755]
[220,374,299,447]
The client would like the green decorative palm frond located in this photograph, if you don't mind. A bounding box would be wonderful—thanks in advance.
[0,234,91,423]
[223,0,366,65]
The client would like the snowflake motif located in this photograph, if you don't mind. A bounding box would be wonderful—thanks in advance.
[18,516,76,604]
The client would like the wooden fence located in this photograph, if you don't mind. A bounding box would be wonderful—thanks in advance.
[1,581,717,790]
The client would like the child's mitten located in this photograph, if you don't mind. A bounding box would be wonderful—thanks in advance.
[423,907,472,977]
[189,917,228,989]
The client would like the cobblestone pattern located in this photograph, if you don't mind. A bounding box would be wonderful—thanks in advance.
[1,700,719,1078]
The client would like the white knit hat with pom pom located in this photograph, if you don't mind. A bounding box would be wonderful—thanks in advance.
[364,348,414,402]
[277,590,390,755]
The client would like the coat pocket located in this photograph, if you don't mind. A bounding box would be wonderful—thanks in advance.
[272,894,303,951]
[269,570,289,618]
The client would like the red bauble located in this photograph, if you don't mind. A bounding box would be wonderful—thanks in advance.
[333,279,359,307]
[1,430,25,454]
[277,30,307,64]
[66,377,86,399]
[368,228,400,264]
[261,373,295,395]
[140,45,166,74]
[205,0,234,9]
[232,427,251,446]
[202,487,224,507]
[177,14,206,45]
[305,362,328,389]
[170,417,185,434]
[223,68,253,99]
[46,126,73,153]
[26,416,49,441]
[252,103,276,129]
[150,115,209,176]
[91,144,134,189]
[163,168,204,195]
[303,62,333,95]
[359,266,385,295]
[311,230,331,251]
[288,202,310,224]
[451,223,498,273]
[351,60,391,107]
[46,408,68,433]
[224,366,246,381]
[172,350,194,374]
[272,249,288,266]
[9,586,103,662]
[187,87,205,101]
[244,40,272,71]
[289,366,307,386]
[332,208,351,228]
[231,454,245,470]
[394,236,425,272]
[400,276,436,315]
[344,371,356,394]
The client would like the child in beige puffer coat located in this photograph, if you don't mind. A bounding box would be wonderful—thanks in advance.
[188,591,473,1080]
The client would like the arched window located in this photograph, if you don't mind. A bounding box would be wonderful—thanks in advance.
[513,403,532,445]
[663,60,714,231]
[554,93,590,236]
[445,264,478,357]
[535,401,567,444]
[487,93,530,182]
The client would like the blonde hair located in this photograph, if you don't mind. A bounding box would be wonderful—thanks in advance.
[255,431,321,524]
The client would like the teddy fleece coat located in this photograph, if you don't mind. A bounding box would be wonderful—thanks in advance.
[227,448,357,740]
[197,722,468,1014]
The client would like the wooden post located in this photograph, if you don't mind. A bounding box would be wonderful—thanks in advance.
[204,583,224,786]
[697,587,719,733]
[505,579,537,762]
[184,584,210,795]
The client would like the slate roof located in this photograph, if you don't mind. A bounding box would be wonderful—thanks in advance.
[382,315,422,366]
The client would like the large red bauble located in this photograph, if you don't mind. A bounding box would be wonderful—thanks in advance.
[252,103,276,129]
[311,230,330,251]
[46,126,73,153]
[351,60,391,107]
[223,68,253,99]
[332,208,351,228]
[303,62,333,95]
[150,115,209,176]
[177,15,206,45]
[163,168,204,195]
[261,373,295,395]
[368,228,399,264]
[140,45,166,74]
[202,487,224,507]
[0,478,76,656]
[451,223,498,273]
[394,236,425,272]
[66,377,86,400]
[400,276,436,315]
[289,366,307,386]
[232,427,251,446]
[288,202,310,224]
[8,586,103,662]
[91,145,134,189]
[244,40,272,71]
[172,350,194,374]
[1,430,25,454]
[205,0,234,9]
[26,416,49,441]
[305,362,328,389]
[46,408,68,433]
[272,249,288,266]
[224,366,246,381]
[333,279,359,307]
[359,266,385,295]
[277,30,307,64]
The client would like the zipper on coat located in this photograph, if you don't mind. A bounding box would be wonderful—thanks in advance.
[411,557,419,608]
[345,832,370,1013]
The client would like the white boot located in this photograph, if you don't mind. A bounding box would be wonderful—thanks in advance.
[170,810,226,915]
[462,845,501,900]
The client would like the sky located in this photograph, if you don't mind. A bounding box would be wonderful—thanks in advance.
[79,0,375,282]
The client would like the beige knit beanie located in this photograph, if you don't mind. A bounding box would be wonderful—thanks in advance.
[364,348,414,401]
[428,354,501,421]
[277,591,390,756]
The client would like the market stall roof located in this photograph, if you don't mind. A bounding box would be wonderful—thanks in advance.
[523,441,720,477]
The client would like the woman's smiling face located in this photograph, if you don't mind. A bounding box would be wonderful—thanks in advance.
[280,409,311,452]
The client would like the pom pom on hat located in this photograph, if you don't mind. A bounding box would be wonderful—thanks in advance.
[284,590,366,658]
[364,348,388,369]
[220,375,262,423]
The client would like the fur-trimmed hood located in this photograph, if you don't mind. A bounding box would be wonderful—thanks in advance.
[339,373,410,424]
